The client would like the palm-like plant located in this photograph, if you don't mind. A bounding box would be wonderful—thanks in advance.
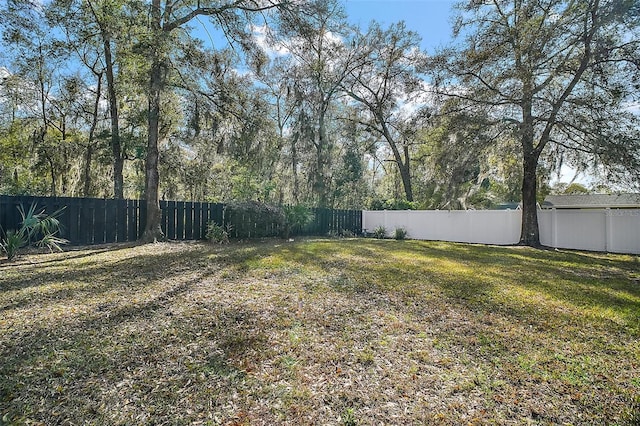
[18,203,67,250]
[0,229,27,261]
[0,203,68,261]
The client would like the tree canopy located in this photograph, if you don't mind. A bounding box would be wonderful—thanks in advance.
[431,0,640,245]
[0,0,638,246]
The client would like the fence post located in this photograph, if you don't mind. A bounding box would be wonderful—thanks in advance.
[193,202,202,239]
[552,208,558,248]
[605,208,612,253]
[127,199,138,241]
[383,210,388,237]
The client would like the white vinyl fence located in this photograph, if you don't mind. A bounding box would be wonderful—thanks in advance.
[363,209,640,254]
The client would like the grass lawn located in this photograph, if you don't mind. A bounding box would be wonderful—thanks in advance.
[1,238,639,425]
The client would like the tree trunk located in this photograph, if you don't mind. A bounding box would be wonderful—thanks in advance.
[398,164,413,202]
[141,59,165,242]
[315,106,330,207]
[83,144,93,196]
[401,144,413,202]
[48,156,57,196]
[12,160,18,184]
[292,132,299,204]
[84,72,102,197]
[518,76,543,247]
[519,148,541,246]
[380,118,413,202]
[103,34,124,199]
[140,0,165,242]
[86,0,124,198]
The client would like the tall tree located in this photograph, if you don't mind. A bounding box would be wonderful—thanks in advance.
[139,0,286,241]
[414,102,521,210]
[275,0,360,206]
[84,0,128,199]
[342,21,428,202]
[258,57,301,203]
[432,0,640,246]
[16,0,134,198]
[0,0,75,196]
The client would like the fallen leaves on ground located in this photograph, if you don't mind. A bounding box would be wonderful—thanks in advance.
[1,239,639,425]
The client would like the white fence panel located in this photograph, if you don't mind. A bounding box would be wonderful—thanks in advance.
[539,209,607,252]
[608,210,640,254]
[467,210,521,245]
[363,209,640,254]
[363,210,521,245]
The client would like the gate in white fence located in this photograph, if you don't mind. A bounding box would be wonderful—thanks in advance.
[363,209,640,254]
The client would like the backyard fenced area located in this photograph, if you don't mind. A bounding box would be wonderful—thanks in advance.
[363,208,640,254]
[0,195,362,245]
[2,195,638,254]
[0,239,638,424]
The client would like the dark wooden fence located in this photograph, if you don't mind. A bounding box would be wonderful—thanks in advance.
[0,195,362,246]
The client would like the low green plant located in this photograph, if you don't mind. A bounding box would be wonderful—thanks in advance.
[342,407,357,426]
[1,203,68,261]
[368,198,418,210]
[282,205,314,239]
[0,229,27,261]
[373,225,387,239]
[206,222,230,244]
[340,229,355,238]
[394,227,408,240]
[37,233,70,252]
[224,201,284,239]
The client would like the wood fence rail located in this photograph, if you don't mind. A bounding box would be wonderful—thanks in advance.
[0,195,362,246]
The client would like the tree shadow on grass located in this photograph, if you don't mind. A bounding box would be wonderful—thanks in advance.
[409,239,638,271]
[1,239,637,424]
[0,244,226,312]
[276,239,640,336]
[418,242,637,343]
[0,258,268,423]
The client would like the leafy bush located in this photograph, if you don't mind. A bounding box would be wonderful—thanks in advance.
[205,222,230,244]
[0,203,68,261]
[394,227,408,240]
[224,201,284,239]
[282,205,315,239]
[373,225,387,239]
[368,198,418,211]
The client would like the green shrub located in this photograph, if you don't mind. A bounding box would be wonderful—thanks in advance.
[0,203,68,261]
[394,227,408,240]
[224,201,284,239]
[0,229,27,261]
[367,198,418,210]
[373,225,387,239]
[206,222,230,244]
[282,205,314,239]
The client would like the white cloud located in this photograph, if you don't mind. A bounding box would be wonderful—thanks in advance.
[549,164,595,187]
[251,25,290,58]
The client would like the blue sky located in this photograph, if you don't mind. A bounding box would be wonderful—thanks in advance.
[344,0,458,52]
